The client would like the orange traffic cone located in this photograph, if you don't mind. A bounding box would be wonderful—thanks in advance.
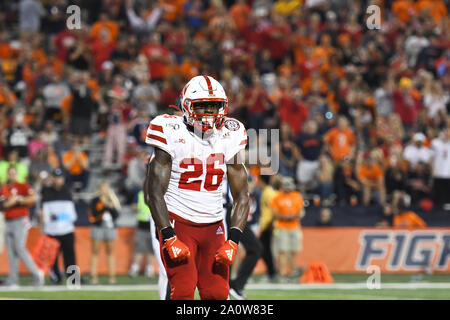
[299,261,334,283]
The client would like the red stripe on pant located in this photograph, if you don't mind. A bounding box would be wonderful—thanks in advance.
[158,212,229,300]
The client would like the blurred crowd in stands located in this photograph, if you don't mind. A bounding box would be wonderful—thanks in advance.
[0,0,449,221]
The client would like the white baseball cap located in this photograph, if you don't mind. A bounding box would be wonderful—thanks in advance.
[413,132,426,142]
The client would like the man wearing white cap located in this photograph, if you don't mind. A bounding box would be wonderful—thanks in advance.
[403,132,432,169]
[430,128,450,207]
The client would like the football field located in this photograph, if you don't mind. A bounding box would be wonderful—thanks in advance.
[0,274,449,300]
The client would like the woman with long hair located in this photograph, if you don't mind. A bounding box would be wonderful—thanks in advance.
[88,182,121,284]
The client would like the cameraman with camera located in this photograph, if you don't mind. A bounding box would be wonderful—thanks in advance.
[39,168,78,284]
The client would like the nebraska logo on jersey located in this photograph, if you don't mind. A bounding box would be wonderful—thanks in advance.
[224,119,240,131]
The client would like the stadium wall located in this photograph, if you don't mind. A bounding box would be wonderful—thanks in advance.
[292,227,450,274]
[0,227,449,275]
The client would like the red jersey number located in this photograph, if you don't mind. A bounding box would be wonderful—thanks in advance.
[178,153,225,192]
[179,157,203,191]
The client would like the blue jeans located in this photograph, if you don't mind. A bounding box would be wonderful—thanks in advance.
[318,182,334,200]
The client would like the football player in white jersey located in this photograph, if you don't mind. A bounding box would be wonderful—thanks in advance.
[144,75,249,300]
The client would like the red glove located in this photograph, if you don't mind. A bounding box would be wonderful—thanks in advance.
[215,240,238,266]
[164,236,190,262]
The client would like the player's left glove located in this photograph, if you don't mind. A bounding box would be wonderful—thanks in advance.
[215,227,243,266]
[215,240,238,266]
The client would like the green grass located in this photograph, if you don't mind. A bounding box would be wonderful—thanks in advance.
[0,288,449,300]
[0,274,449,300]
[245,289,450,300]
[0,290,160,300]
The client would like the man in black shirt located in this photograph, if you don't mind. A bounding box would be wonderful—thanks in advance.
[333,157,360,205]
[224,179,262,300]
[68,71,96,145]
[39,169,78,284]
[2,111,32,159]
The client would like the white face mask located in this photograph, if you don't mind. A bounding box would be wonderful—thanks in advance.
[201,115,215,128]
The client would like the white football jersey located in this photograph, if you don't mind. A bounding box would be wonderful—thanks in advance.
[145,114,247,224]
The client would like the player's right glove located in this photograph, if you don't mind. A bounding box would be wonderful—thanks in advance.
[161,227,190,262]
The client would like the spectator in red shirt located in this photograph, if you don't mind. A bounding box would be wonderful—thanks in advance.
[0,166,44,287]
[160,77,180,109]
[278,86,309,137]
[245,73,269,131]
[90,28,116,73]
[164,24,187,64]
[140,33,170,82]
[53,29,77,62]
[393,77,422,131]
[264,13,292,67]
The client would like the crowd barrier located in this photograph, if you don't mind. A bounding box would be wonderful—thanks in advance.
[1,227,449,275]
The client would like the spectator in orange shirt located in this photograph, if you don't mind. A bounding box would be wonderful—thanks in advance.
[324,116,356,162]
[0,80,17,109]
[90,13,119,44]
[0,30,14,60]
[160,0,184,22]
[392,0,417,24]
[271,177,304,280]
[62,141,90,191]
[393,209,427,228]
[379,202,427,228]
[230,0,251,31]
[357,154,386,206]
[415,0,447,24]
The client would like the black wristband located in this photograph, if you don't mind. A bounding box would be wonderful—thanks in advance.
[161,226,175,241]
[228,227,243,244]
